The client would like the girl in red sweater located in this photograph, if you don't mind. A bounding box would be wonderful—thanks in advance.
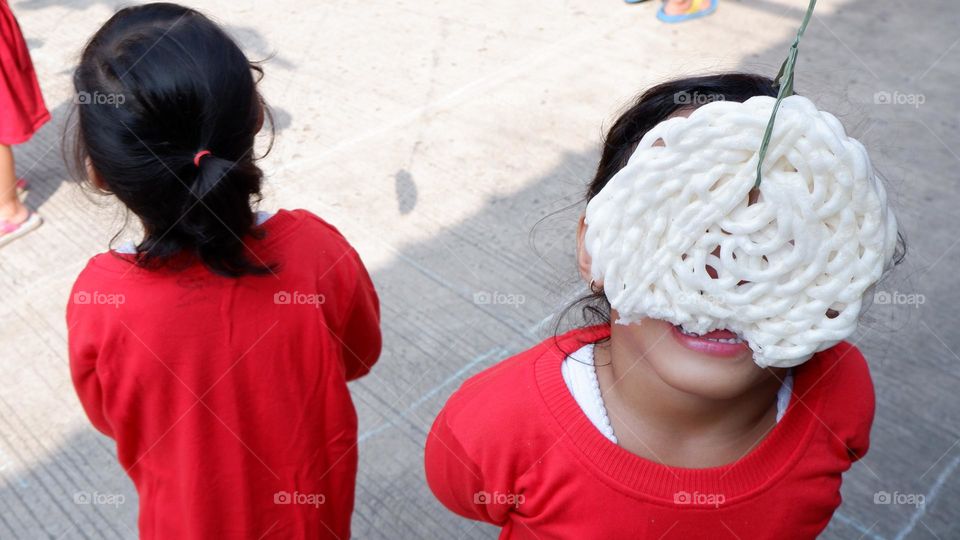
[67,4,380,538]
[426,74,903,539]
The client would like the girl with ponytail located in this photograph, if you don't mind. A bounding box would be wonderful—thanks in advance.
[66,4,381,538]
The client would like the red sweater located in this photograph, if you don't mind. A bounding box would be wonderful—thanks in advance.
[426,326,874,539]
[67,209,381,539]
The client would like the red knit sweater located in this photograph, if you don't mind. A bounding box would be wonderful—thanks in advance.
[67,209,381,539]
[426,326,874,539]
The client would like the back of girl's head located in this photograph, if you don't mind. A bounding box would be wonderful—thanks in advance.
[71,2,272,277]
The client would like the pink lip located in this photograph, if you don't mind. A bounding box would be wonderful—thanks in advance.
[670,325,749,357]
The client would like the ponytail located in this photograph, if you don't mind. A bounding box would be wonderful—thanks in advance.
[178,152,269,276]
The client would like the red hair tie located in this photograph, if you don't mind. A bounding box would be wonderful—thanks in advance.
[193,150,212,167]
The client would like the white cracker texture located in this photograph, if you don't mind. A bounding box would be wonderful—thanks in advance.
[585,95,898,367]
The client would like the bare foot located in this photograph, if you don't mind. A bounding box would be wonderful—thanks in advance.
[0,200,29,225]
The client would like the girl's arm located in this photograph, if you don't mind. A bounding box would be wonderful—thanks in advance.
[828,341,875,462]
[844,345,875,461]
[306,211,382,381]
[337,252,381,381]
[67,295,114,438]
[424,398,515,525]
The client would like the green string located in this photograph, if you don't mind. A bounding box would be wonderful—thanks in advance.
[754,0,818,189]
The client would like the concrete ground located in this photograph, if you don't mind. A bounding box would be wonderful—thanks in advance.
[1,0,958,538]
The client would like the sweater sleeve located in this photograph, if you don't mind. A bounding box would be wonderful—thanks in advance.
[831,342,875,462]
[303,210,382,381]
[846,355,874,462]
[337,251,381,381]
[425,406,510,525]
[424,346,551,527]
[66,279,114,438]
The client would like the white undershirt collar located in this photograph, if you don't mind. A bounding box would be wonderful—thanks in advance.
[561,343,794,445]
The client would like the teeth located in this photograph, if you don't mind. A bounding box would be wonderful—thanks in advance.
[678,326,743,344]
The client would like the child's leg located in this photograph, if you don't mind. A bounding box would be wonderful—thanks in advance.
[0,144,28,224]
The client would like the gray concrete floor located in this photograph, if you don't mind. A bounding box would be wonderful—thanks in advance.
[1,0,958,538]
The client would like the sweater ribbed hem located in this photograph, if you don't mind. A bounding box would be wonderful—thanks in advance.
[535,325,825,505]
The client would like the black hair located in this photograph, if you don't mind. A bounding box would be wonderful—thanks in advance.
[69,2,274,276]
[555,72,906,336]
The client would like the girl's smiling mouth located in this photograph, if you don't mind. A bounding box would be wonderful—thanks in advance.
[671,325,749,357]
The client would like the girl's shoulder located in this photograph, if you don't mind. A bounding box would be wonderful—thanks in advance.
[786,341,875,426]
[264,208,368,280]
[437,327,609,435]
[264,208,368,267]
[260,208,351,247]
[70,251,133,288]
[806,341,873,396]
[277,208,345,236]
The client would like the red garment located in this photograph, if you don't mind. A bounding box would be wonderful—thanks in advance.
[68,209,381,539]
[0,0,49,145]
[426,326,874,539]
